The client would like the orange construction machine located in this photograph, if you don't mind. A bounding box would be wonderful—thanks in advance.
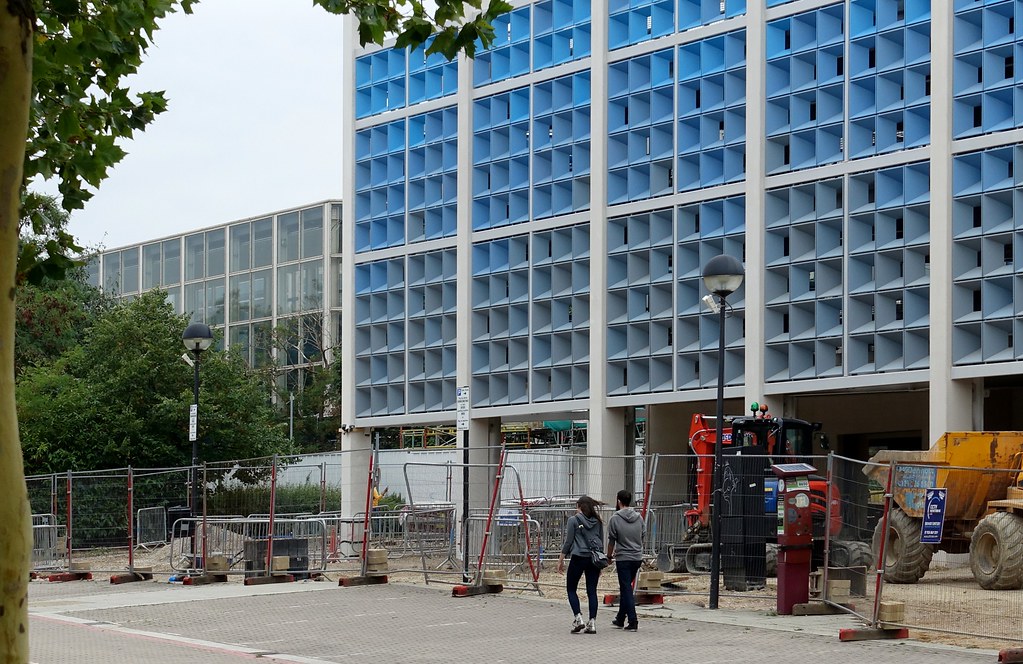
[660,404,868,574]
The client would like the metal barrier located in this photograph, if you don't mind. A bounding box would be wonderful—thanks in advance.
[136,506,168,549]
[168,516,328,575]
[31,514,65,570]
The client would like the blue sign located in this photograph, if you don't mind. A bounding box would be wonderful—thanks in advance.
[920,488,947,544]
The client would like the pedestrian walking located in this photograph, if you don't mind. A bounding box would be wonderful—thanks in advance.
[607,489,644,631]
[557,495,604,634]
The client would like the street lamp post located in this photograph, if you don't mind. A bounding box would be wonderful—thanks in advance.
[182,322,214,517]
[702,254,745,610]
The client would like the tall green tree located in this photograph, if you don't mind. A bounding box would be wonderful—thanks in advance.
[17,290,291,474]
[2,2,510,658]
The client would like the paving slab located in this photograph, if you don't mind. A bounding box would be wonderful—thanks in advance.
[28,579,1001,663]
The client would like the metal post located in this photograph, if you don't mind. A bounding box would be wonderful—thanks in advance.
[127,466,134,571]
[709,294,727,610]
[462,429,470,582]
[65,470,73,568]
[191,348,201,517]
[289,392,294,440]
[266,455,278,575]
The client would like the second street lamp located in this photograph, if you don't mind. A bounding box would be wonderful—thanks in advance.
[702,254,745,610]
[182,322,214,518]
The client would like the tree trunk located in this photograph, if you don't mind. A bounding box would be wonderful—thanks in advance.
[0,3,33,662]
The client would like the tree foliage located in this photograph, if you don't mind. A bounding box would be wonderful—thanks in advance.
[2,0,501,658]
[314,0,513,59]
[16,290,292,474]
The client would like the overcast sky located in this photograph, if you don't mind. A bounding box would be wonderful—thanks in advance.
[55,1,345,251]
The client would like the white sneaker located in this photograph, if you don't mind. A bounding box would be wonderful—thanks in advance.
[571,614,585,633]
[584,618,596,634]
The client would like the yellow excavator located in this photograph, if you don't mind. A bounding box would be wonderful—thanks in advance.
[865,432,1023,590]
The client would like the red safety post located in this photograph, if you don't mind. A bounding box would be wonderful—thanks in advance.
[111,467,153,584]
[836,461,906,642]
[871,461,896,625]
[265,455,278,575]
[65,470,73,567]
[476,446,507,575]
[127,466,134,569]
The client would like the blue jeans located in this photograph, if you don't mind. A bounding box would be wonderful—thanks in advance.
[615,559,642,626]
[566,555,601,619]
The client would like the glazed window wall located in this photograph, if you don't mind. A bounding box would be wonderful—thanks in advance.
[848,0,931,158]
[471,236,531,406]
[951,144,1023,364]
[355,48,406,118]
[765,4,846,174]
[103,251,121,295]
[678,30,747,191]
[531,225,590,401]
[609,0,674,50]
[676,197,746,389]
[953,0,1023,138]
[409,36,458,104]
[846,162,931,373]
[532,72,591,219]
[353,258,406,416]
[474,6,531,86]
[678,0,745,30]
[142,244,161,290]
[608,210,674,395]
[355,119,406,251]
[534,0,591,71]
[407,249,458,412]
[407,106,458,242]
[607,49,675,205]
[473,88,531,230]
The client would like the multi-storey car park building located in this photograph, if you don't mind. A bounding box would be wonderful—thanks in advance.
[86,201,344,395]
[341,0,1023,503]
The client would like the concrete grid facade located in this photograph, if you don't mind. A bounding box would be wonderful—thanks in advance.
[343,0,1023,461]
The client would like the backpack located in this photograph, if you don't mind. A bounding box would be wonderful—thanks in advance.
[577,520,609,569]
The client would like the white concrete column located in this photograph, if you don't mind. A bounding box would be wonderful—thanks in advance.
[339,430,372,556]
[743,0,767,408]
[929,1,974,440]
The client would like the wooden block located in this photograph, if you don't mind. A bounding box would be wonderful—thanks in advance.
[878,601,905,623]
[483,569,508,584]
[271,555,291,574]
[69,562,91,572]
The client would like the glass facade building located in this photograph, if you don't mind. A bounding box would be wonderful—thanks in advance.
[90,201,343,392]
[344,0,1023,446]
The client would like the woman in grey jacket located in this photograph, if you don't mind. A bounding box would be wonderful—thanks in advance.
[557,495,604,634]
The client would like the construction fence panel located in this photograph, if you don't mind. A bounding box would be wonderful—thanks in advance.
[133,468,192,551]
[205,458,279,519]
[31,514,65,571]
[26,474,57,517]
[823,455,881,617]
[170,516,328,576]
[70,470,130,552]
[872,461,1023,645]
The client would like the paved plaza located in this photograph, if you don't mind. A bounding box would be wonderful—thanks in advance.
[27,577,1002,663]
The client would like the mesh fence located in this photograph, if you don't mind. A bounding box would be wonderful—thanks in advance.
[871,459,1023,644]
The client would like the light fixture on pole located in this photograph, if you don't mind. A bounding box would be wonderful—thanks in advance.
[182,322,214,518]
[702,254,744,610]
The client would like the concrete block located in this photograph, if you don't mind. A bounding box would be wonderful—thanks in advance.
[206,556,229,572]
[271,555,291,574]
[878,601,905,623]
